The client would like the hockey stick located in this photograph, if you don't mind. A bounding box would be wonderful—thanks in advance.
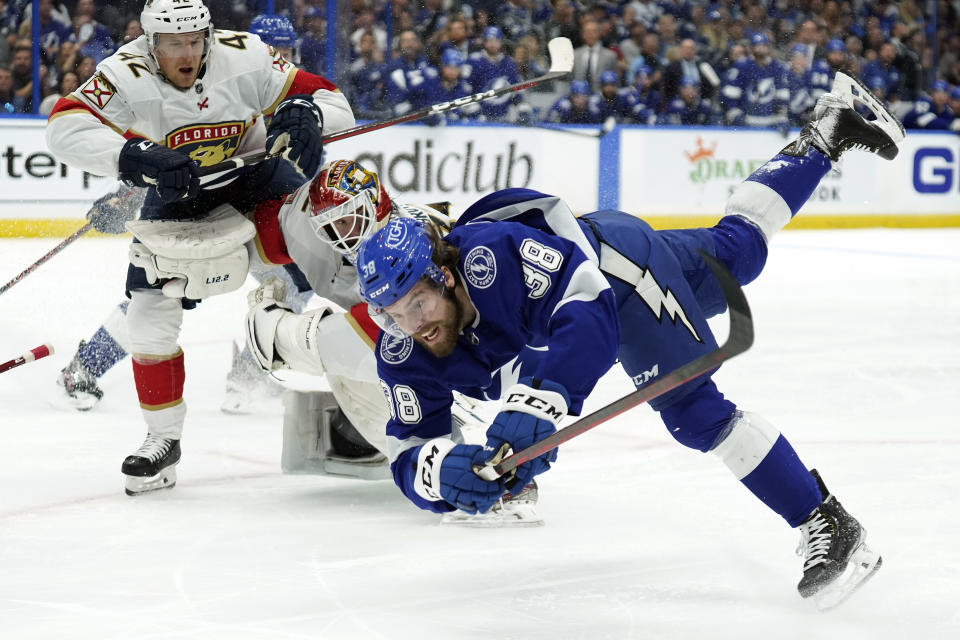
[476,251,754,481]
[0,222,93,297]
[0,343,54,374]
[533,116,617,139]
[199,37,575,178]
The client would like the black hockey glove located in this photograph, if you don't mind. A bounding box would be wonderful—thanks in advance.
[118,138,200,204]
[265,94,325,178]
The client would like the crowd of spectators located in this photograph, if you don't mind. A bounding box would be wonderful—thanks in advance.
[2,0,959,132]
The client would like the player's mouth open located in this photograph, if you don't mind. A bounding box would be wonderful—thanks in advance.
[179,66,194,75]
[421,326,440,343]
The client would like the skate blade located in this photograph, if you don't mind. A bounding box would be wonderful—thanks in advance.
[124,467,178,496]
[831,72,905,149]
[811,541,882,611]
[441,502,544,528]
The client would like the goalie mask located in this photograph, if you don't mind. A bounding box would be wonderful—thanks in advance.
[308,160,393,258]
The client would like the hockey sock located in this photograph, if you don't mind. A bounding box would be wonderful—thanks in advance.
[738,435,823,527]
[745,148,832,216]
[78,326,129,378]
[132,350,185,411]
[724,148,832,240]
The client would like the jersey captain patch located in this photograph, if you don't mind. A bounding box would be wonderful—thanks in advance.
[166,120,245,167]
[80,73,115,110]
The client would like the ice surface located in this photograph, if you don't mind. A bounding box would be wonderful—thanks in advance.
[1,230,958,639]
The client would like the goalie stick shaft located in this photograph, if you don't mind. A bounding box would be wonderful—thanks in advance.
[485,251,754,479]
[0,223,93,297]
[0,343,54,374]
[199,37,575,178]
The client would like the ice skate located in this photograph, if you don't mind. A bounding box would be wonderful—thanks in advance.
[122,434,181,496]
[783,71,904,162]
[441,480,544,527]
[795,469,881,610]
[220,341,285,414]
[56,341,104,411]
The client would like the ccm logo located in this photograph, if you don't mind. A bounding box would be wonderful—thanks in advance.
[506,392,563,420]
[419,443,441,499]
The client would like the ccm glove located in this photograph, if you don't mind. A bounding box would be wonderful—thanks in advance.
[414,439,505,514]
[118,138,200,204]
[265,94,325,178]
[485,377,569,490]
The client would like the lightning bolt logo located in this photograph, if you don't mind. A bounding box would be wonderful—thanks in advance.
[635,269,701,342]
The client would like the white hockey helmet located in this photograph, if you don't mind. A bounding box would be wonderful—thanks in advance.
[141,0,214,65]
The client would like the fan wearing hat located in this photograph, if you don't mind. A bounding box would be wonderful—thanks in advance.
[903,80,960,130]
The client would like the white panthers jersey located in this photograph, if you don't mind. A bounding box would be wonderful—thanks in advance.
[46,30,354,178]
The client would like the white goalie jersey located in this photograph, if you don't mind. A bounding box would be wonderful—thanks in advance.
[45,30,354,178]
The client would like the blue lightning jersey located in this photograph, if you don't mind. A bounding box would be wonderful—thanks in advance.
[419,74,478,124]
[465,51,524,120]
[590,88,644,123]
[546,96,601,123]
[721,57,790,126]
[383,56,435,115]
[660,97,717,125]
[903,97,957,130]
[376,189,729,513]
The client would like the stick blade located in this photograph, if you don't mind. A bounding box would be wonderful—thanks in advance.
[698,250,754,356]
[547,37,574,74]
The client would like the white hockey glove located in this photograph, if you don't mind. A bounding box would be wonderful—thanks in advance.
[245,278,329,375]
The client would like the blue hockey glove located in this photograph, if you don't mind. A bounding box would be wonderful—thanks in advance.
[118,138,200,204]
[413,439,505,514]
[265,94,325,178]
[485,377,569,490]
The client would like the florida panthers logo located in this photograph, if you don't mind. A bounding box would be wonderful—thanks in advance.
[325,160,382,205]
[166,120,245,166]
[463,246,497,289]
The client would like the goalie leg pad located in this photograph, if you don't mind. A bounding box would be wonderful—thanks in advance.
[281,390,390,480]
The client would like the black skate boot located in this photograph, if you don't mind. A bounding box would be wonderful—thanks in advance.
[796,469,882,609]
[56,341,104,411]
[122,435,181,496]
[782,72,904,162]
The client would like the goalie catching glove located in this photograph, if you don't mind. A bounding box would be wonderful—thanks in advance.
[245,278,329,375]
[482,377,568,489]
[265,94,325,178]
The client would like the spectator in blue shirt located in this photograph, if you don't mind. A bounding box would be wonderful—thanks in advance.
[547,79,599,124]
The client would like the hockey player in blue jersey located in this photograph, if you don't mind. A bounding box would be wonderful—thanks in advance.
[545,79,598,124]
[466,26,532,123]
[720,33,790,127]
[355,75,904,609]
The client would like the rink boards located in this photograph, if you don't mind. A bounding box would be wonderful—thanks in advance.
[1,116,958,237]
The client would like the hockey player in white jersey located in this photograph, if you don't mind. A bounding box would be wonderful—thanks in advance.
[45,0,355,496]
[55,14,317,415]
